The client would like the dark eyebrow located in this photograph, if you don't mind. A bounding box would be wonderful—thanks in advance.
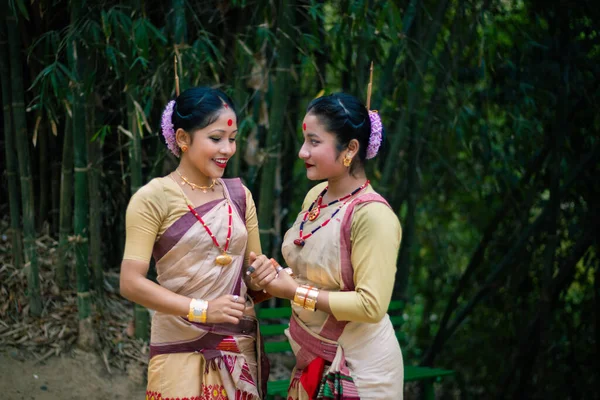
[306,133,320,139]
[208,129,238,134]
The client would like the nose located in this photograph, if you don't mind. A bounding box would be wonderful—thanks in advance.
[220,141,235,156]
[298,143,310,160]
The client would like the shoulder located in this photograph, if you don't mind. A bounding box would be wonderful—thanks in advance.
[221,178,247,198]
[127,177,169,214]
[352,195,401,239]
[354,201,398,223]
[129,177,167,202]
[302,181,328,210]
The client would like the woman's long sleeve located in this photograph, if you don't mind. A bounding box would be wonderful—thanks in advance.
[328,202,402,323]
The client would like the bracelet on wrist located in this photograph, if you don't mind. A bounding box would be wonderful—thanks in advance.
[292,284,319,312]
[188,298,208,323]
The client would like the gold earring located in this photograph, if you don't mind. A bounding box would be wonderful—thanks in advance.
[343,153,353,167]
[181,145,188,153]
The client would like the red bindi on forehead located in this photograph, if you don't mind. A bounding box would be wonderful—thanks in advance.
[227,119,233,126]
[303,123,307,131]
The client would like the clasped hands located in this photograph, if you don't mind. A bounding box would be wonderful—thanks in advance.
[246,251,298,300]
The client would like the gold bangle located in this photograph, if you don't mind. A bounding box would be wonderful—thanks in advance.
[304,288,319,311]
[292,286,309,308]
[292,285,319,311]
[188,299,208,323]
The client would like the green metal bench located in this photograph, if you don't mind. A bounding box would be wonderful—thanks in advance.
[258,300,454,400]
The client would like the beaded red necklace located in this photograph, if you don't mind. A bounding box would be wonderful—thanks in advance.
[294,180,370,247]
[188,203,233,266]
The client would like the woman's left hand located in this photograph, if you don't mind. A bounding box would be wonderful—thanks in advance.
[246,252,278,290]
[263,262,299,300]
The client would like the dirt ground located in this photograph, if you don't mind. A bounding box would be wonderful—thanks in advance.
[0,347,146,400]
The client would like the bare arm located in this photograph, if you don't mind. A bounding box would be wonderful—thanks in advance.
[120,259,190,316]
[120,259,245,324]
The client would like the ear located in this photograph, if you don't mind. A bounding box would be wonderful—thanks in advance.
[347,138,360,156]
[175,128,191,149]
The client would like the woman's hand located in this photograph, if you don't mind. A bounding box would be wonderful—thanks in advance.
[206,294,246,324]
[246,252,278,290]
[264,265,299,300]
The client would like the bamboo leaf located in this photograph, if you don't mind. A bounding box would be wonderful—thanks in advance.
[92,125,111,144]
[12,0,30,21]
[33,114,42,147]
[236,39,254,56]
[133,100,152,135]
[144,19,167,44]
[130,56,149,71]
[56,62,77,83]
[101,11,112,39]
[117,125,133,139]
[28,63,56,90]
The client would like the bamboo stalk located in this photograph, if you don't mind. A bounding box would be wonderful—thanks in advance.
[38,119,49,230]
[87,94,103,295]
[0,19,23,270]
[6,13,42,316]
[56,120,73,289]
[67,4,94,348]
[50,133,61,235]
[258,0,296,256]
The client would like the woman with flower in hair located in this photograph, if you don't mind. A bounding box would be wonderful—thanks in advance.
[120,86,275,399]
[254,92,404,399]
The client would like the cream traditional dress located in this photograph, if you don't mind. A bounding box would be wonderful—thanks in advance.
[124,177,268,400]
[281,182,404,400]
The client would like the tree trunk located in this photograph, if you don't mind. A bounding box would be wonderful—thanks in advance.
[38,121,50,230]
[6,13,42,316]
[87,97,103,295]
[258,0,296,256]
[57,120,73,289]
[68,4,94,349]
[0,20,23,270]
[50,131,61,235]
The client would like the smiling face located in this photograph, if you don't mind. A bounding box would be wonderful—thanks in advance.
[179,108,237,180]
[298,113,347,181]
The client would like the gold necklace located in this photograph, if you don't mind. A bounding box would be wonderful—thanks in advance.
[175,169,216,193]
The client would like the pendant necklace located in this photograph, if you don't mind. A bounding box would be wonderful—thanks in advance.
[188,203,233,266]
[171,173,233,266]
[294,180,370,247]
[307,180,370,221]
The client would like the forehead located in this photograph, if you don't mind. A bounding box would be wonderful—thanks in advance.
[302,114,334,139]
[191,109,237,136]
[211,108,237,123]
[204,109,237,130]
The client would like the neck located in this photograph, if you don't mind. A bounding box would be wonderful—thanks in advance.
[177,158,213,187]
[326,170,368,199]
